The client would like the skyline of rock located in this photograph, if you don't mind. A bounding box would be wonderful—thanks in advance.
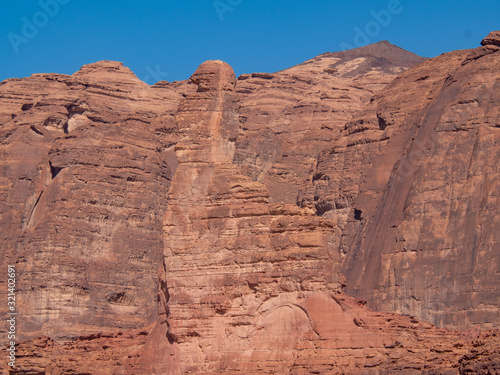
[0,31,499,374]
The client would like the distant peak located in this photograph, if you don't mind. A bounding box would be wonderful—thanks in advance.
[317,40,420,59]
[373,40,392,46]
[340,40,412,54]
[315,41,426,72]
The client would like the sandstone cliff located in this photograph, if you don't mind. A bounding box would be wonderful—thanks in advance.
[301,31,500,331]
[0,61,184,339]
[234,41,425,205]
[0,33,499,374]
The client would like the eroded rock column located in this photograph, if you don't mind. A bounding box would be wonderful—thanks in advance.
[162,61,346,373]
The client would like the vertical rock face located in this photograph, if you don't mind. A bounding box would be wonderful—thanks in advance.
[303,40,500,330]
[0,62,184,339]
[162,61,344,373]
[348,46,500,330]
[1,34,500,373]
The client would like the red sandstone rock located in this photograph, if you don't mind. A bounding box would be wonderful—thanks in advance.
[0,33,499,374]
[302,39,500,331]
[0,61,185,340]
[481,30,500,46]
[156,60,343,372]
[2,295,499,374]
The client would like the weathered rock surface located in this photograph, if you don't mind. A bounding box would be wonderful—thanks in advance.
[481,30,500,46]
[234,41,425,205]
[0,61,186,339]
[3,296,500,374]
[0,33,499,374]
[153,60,344,373]
[301,36,500,331]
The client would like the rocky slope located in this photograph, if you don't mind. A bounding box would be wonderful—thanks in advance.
[0,33,499,374]
[3,296,500,374]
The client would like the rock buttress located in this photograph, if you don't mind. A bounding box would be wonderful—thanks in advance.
[161,60,345,373]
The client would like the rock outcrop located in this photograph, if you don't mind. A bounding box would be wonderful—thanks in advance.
[0,61,185,339]
[481,30,500,46]
[153,60,343,373]
[3,295,500,374]
[0,33,499,374]
[302,37,500,330]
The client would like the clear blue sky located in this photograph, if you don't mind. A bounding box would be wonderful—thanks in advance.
[1,0,498,84]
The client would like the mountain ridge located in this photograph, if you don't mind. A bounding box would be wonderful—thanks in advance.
[0,32,499,374]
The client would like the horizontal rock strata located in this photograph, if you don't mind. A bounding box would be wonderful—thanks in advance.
[0,32,499,374]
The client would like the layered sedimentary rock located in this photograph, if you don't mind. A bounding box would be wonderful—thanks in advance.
[302,38,500,330]
[481,30,500,47]
[1,33,499,374]
[0,61,186,339]
[4,295,500,374]
[158,60,343,373]
[136,56,499,374]
[234,41,425,204]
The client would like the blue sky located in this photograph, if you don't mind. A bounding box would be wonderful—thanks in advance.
[1,0,498,84]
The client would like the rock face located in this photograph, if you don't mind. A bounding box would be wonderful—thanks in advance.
[481,30,500,46]
[301,35,500,331]
[4,296,500,374]
[0,33,499,374]
[157,60,344,373]
[234,41,426,205]
[0,61,186,339]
